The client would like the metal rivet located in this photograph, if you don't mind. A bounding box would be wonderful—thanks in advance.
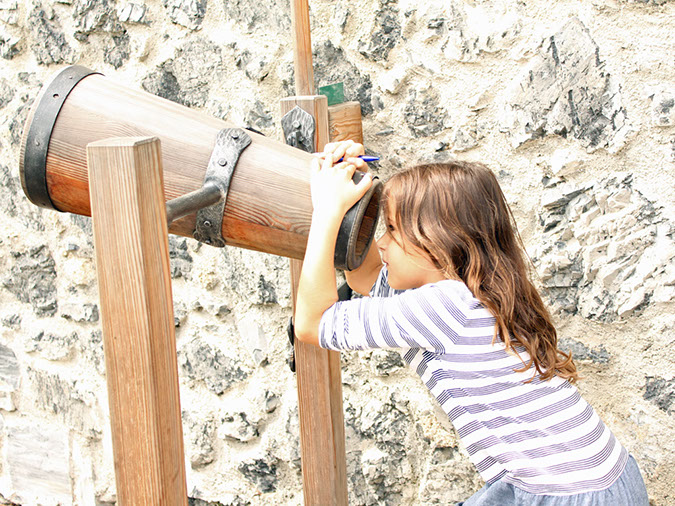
[231,132,240,140]
[205,239,212,245]
[293,121,300,129]
[203,221,211,228]
[218,158,227,166]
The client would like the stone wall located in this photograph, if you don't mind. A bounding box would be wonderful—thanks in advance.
[0,0,673,504]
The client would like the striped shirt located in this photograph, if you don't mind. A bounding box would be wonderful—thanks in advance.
[319,267,628,495]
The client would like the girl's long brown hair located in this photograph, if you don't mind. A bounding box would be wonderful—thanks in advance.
[384,162,578,383]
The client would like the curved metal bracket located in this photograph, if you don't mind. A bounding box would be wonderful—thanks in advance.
[21,65,101,210]
[281,105,315,153]
[192,128,251,247]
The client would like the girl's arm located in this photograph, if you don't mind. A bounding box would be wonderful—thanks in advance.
[294,143,374,346]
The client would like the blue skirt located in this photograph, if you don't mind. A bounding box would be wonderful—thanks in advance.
[458,455,649,506]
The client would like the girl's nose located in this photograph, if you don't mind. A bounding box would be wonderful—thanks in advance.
[377,234,388,251]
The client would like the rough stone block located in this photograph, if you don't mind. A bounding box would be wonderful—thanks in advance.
[314,40,374,116]
[179,339,249,395]
[25,330,78,361]
[28,4,75,65]
[164,0,206,30]
[644,376,675,414]
[0,342,19,410]
[500,18,630,152]
[358,1,401,62]
[238,455,278,493]
[3,245,58,316]
[6,423,71,504]
[117,2,146,23]
[237,315,268,367]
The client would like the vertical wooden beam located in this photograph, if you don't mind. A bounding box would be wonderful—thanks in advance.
[328,102,363,145]
[87,137,187,505]
[290,0,315,96]
[282,97,348,506]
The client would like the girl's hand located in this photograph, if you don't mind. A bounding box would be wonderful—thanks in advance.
[318,140,368,172]
[310,141,373,220]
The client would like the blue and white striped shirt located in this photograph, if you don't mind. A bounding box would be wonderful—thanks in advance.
[319,267,627,495]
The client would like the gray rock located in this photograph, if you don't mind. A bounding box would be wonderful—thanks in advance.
[3,245,57,316]
[163,0,206,30]
[244,100,274,133]
[535,174,674,321]
[28,4,76,64]
[0,1,18,25]
[73,0,123,38]
[0,343,20,410]
[404,88,448,137]
[79,329,105,375]
[60,302,99,323]
[0,77,14,108]
[649,90,675,127]
[419,446,483,503]
[184,414,216,469]
[221,0,290,34]
[28,367,100,434]
[222,411,260,442]
[171,38,225,107]
[169,236,193,279]
[237,455,278,493]
[117,2,147,23]
[314,40,374,116]
[0,30,21,59]
[1,314,21,329]
[358,0,401,62]
[26,330,78,361]
[359,446,406,503]
[235,49,270,83]
[558,337,610,364]
[349,394,411,457]
[367,349,405,376]
[6,423,71,502]
[263,390,280,413]
[179,339,249,395]
[644,376,675,414]
[501,18,629,152]
[142,64,182,104]
[237,316,268,366]
[104,31,130,69]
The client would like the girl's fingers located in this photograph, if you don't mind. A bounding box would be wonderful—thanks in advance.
[355,172,373,195]
[322,153,335,170]
[347,157,367,170]
[344,141,364,158]
[310,157,321,175]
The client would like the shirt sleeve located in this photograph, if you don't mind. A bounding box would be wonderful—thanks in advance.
[319,268,468,353]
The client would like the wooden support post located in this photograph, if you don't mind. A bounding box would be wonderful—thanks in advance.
[282,95,349,506]
[87,137,187,505]
[328,102,363,145]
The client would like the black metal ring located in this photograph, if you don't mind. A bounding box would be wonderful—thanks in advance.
[334,173,382,271]
[20,65,101,210]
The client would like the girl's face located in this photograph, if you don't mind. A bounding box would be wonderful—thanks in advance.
[376,205,447,290]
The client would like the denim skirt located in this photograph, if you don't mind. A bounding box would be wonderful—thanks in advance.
[457,455,649,506]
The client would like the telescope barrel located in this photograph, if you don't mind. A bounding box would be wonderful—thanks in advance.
[19,66,381,270]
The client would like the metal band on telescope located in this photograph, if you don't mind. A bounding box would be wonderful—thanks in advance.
[20,65,102,211]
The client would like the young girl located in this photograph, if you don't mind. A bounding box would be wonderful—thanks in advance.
[294,140,649,505]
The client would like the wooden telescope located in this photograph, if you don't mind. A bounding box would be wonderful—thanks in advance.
[19,65,381,270]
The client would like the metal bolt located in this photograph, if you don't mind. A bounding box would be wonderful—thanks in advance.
[203,220,211,228]
[231,132,240,140]
[218,158,227,166]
